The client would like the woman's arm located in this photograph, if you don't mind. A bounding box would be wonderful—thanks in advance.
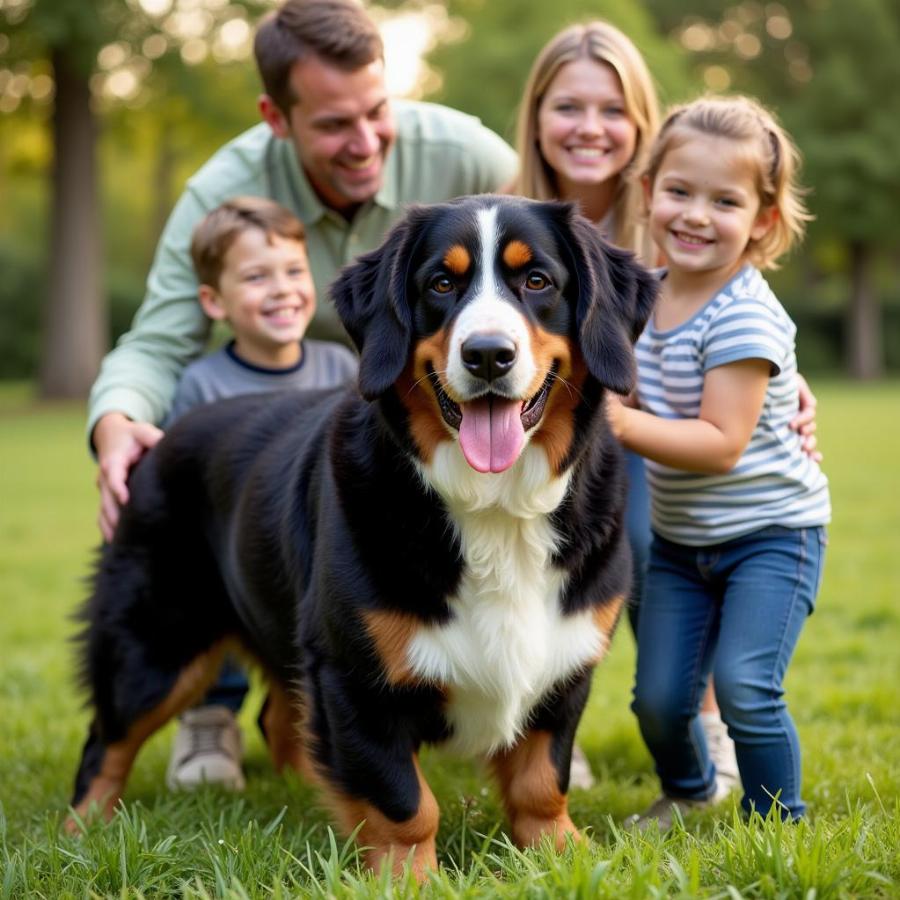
[791,373,822,462]
[608,358,771,475]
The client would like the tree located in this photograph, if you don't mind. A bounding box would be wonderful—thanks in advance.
[0,0,265,398]
[2,1,116,398]
[645,0,900,379]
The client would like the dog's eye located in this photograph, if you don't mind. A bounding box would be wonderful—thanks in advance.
[526,272,550,291]
[430,276,454,295]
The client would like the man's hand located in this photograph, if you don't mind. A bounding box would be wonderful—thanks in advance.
[93,412,163,541]
[790,373,822,462]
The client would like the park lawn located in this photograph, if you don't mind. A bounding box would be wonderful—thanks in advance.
[0,380,898,898]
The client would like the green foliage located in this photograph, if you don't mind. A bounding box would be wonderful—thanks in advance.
[423,0,694,142]
[644,0,900,248]
[0,238,43,379]
[783,0,900,246]
[0,382,898,896]
[0,1,265,373]
[1,0,123,73]
[1,0,898,380]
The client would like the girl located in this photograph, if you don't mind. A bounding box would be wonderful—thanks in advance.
[608,96,831,827]
[512,21,742,792]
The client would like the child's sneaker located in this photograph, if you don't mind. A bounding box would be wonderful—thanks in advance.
[569,744,596,790]
[166,706,246,791]
[699,711,741,793]
[624,775,732,833]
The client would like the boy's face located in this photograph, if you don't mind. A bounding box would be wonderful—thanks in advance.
[201,229,316,367]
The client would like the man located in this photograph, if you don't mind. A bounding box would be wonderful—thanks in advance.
[90,0,518,541]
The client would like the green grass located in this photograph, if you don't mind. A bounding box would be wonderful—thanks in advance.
[1,380,898,898]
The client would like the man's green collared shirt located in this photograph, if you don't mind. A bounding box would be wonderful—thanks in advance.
[88,100,517,435]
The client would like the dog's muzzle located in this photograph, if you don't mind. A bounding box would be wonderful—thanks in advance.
[430,336,557,474]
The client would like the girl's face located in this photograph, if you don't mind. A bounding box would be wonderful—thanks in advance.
[645,133,775,282]
[536,58,638,203]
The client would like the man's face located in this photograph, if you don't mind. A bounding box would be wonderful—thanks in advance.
[262,56,396,214]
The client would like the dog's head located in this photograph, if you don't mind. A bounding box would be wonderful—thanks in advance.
[331,196,656,475]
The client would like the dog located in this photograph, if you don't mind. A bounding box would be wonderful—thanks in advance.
[69,195,657,878]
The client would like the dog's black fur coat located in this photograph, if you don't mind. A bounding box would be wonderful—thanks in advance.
[71,196,657,864]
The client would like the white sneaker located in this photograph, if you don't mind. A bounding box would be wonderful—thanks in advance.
[569,744,596,790]
[165,706,246,791]
[699,711,741,794]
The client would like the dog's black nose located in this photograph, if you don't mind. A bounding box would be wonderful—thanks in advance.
[461,333,517,382]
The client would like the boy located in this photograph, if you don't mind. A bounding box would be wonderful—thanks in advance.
[164,196,358,791]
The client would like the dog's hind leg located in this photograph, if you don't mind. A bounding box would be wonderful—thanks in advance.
[257,680,314,779]
[67,640,230,831]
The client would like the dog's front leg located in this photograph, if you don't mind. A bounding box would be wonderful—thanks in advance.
[306,665,440,879]
[324,753,439,880]
[490,729,581,851]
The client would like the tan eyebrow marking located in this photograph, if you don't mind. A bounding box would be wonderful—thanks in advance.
[502,239,533,269]
[443,245,471,275]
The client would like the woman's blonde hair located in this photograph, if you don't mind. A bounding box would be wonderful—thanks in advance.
[644,95,811,270]
[513,21,660,264]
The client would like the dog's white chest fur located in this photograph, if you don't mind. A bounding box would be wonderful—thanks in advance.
[413,445,603,756]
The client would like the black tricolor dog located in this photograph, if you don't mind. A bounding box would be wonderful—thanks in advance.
[69,196,656,877]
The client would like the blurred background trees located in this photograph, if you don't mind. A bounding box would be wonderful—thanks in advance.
[2,0,898,397]
[0,0,264,396]
[645,0,900,378]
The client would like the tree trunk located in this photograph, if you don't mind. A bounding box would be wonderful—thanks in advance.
[845,240,883,380]
[39,45,106,399]
[149,117,176,268]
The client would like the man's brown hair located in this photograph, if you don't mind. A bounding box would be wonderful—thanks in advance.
[254,0,384,114]
[190,196,306,288]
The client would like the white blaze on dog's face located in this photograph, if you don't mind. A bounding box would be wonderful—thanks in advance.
[408,202,577,475]
[444,207,538,473]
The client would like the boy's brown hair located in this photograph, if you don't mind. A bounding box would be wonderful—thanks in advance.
[254,0,384,114]
[190,196,306,288]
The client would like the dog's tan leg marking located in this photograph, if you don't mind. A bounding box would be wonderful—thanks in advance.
[362,609,422,686]
[260,681,313,778]
[491,730,580,850]
[329,756,440,881]
[66,640,231,830]
[591,594,626,662]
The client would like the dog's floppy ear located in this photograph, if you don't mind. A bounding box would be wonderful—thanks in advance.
[330,208,429,400]
[548,203,658,394]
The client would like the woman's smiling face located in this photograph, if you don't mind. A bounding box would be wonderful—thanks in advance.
[536,58,638,201]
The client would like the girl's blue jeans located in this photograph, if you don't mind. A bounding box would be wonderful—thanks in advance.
[632,525,827,819]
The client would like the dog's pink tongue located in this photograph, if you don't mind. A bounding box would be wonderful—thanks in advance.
[459,397,525,473]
